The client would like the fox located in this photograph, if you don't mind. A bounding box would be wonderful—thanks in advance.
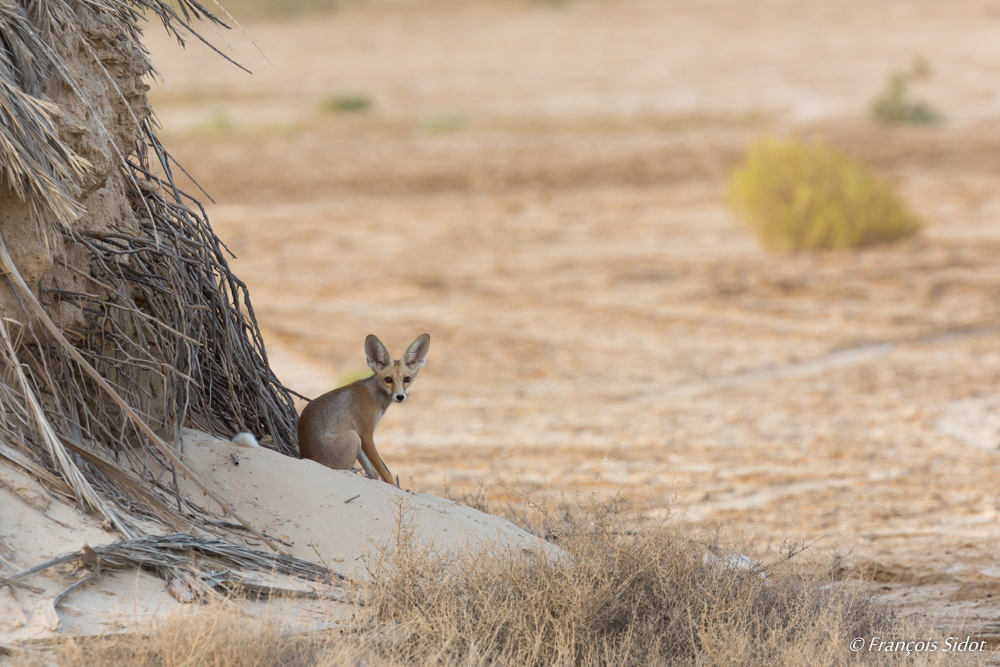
[295,333,430,485]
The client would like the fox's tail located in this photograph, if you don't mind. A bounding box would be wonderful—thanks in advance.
[231,432,260,448]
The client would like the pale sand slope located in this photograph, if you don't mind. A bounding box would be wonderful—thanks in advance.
[175,429,543,576]
[0,429,545,642]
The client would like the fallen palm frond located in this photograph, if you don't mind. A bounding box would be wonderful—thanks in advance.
[0,534,14,571]
[0,439,75,502]
[6,534,343,630]
[6,533,336,584]
[0,0,302,578]
[0,315,131,535]
[59,436,195,532]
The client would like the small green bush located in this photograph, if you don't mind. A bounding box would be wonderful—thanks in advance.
[321,92,372,113]
[870,57,939,125]
[195,0,337,18]
[190,108,236,137]
[730,139,922,251]
[420,112,467,132]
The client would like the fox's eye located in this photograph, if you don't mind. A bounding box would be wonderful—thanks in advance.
[383,377,392,384]
[404,377,411,383]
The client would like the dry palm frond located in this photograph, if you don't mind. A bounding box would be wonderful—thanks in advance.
[0,235,281,549]
[0,533,17,571]
[0,0,303,578]
[90,534,334,582]
[63,172,300,455]
[59,436,193,531]
[7,534,337,585]
[0,0,89,228]
[7,534,343,625]
[0,315,132,535]
[0,437,75,501]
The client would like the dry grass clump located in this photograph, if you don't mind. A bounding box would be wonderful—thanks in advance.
[730,138,922,251]
[11,603,324,667]
[18,501,979,667]
[357,500,957,667]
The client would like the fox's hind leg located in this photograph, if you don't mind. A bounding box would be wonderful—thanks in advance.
[308,430,363,471]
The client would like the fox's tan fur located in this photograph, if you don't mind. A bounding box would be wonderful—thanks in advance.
[297,334,430,485]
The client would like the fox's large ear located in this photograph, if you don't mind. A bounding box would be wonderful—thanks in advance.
[403,333,430,370]
[365,335,392,372]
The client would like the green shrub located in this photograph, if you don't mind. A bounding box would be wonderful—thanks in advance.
[211,0,337,19]
[420,112,467,132]
[870,58,939,125]
[336,367,372,387]
[321,92,372,113]
[189,109,236,137]
[729,139,922,251]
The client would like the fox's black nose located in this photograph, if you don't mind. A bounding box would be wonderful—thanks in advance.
[395,394,405,401]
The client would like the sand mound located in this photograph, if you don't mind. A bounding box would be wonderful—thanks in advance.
[0,430,546,643]
[175,430,542,573]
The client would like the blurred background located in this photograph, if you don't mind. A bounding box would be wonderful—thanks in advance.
[149,0,1000,626]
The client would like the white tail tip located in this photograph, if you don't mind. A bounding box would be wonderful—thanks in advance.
[231,433,260,448]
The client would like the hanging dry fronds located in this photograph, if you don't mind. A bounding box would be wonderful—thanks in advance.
[0,0,301,565]
[0,0,89,228]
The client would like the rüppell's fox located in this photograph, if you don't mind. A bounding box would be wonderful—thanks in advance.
[295,334,430,485]
[231,334,429,484]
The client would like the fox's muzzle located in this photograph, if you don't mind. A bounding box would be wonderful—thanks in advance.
[394,394,406,402]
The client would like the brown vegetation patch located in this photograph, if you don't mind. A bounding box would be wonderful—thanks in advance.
[11,502,980,667]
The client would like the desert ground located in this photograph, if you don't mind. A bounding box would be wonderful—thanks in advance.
[144,0,1000,643]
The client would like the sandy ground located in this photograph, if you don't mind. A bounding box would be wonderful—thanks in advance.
[140,0,1000,644]
[0,430,542,643]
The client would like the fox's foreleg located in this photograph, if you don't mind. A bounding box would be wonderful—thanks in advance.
[360,437,397,486]
[357,449,378,480]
